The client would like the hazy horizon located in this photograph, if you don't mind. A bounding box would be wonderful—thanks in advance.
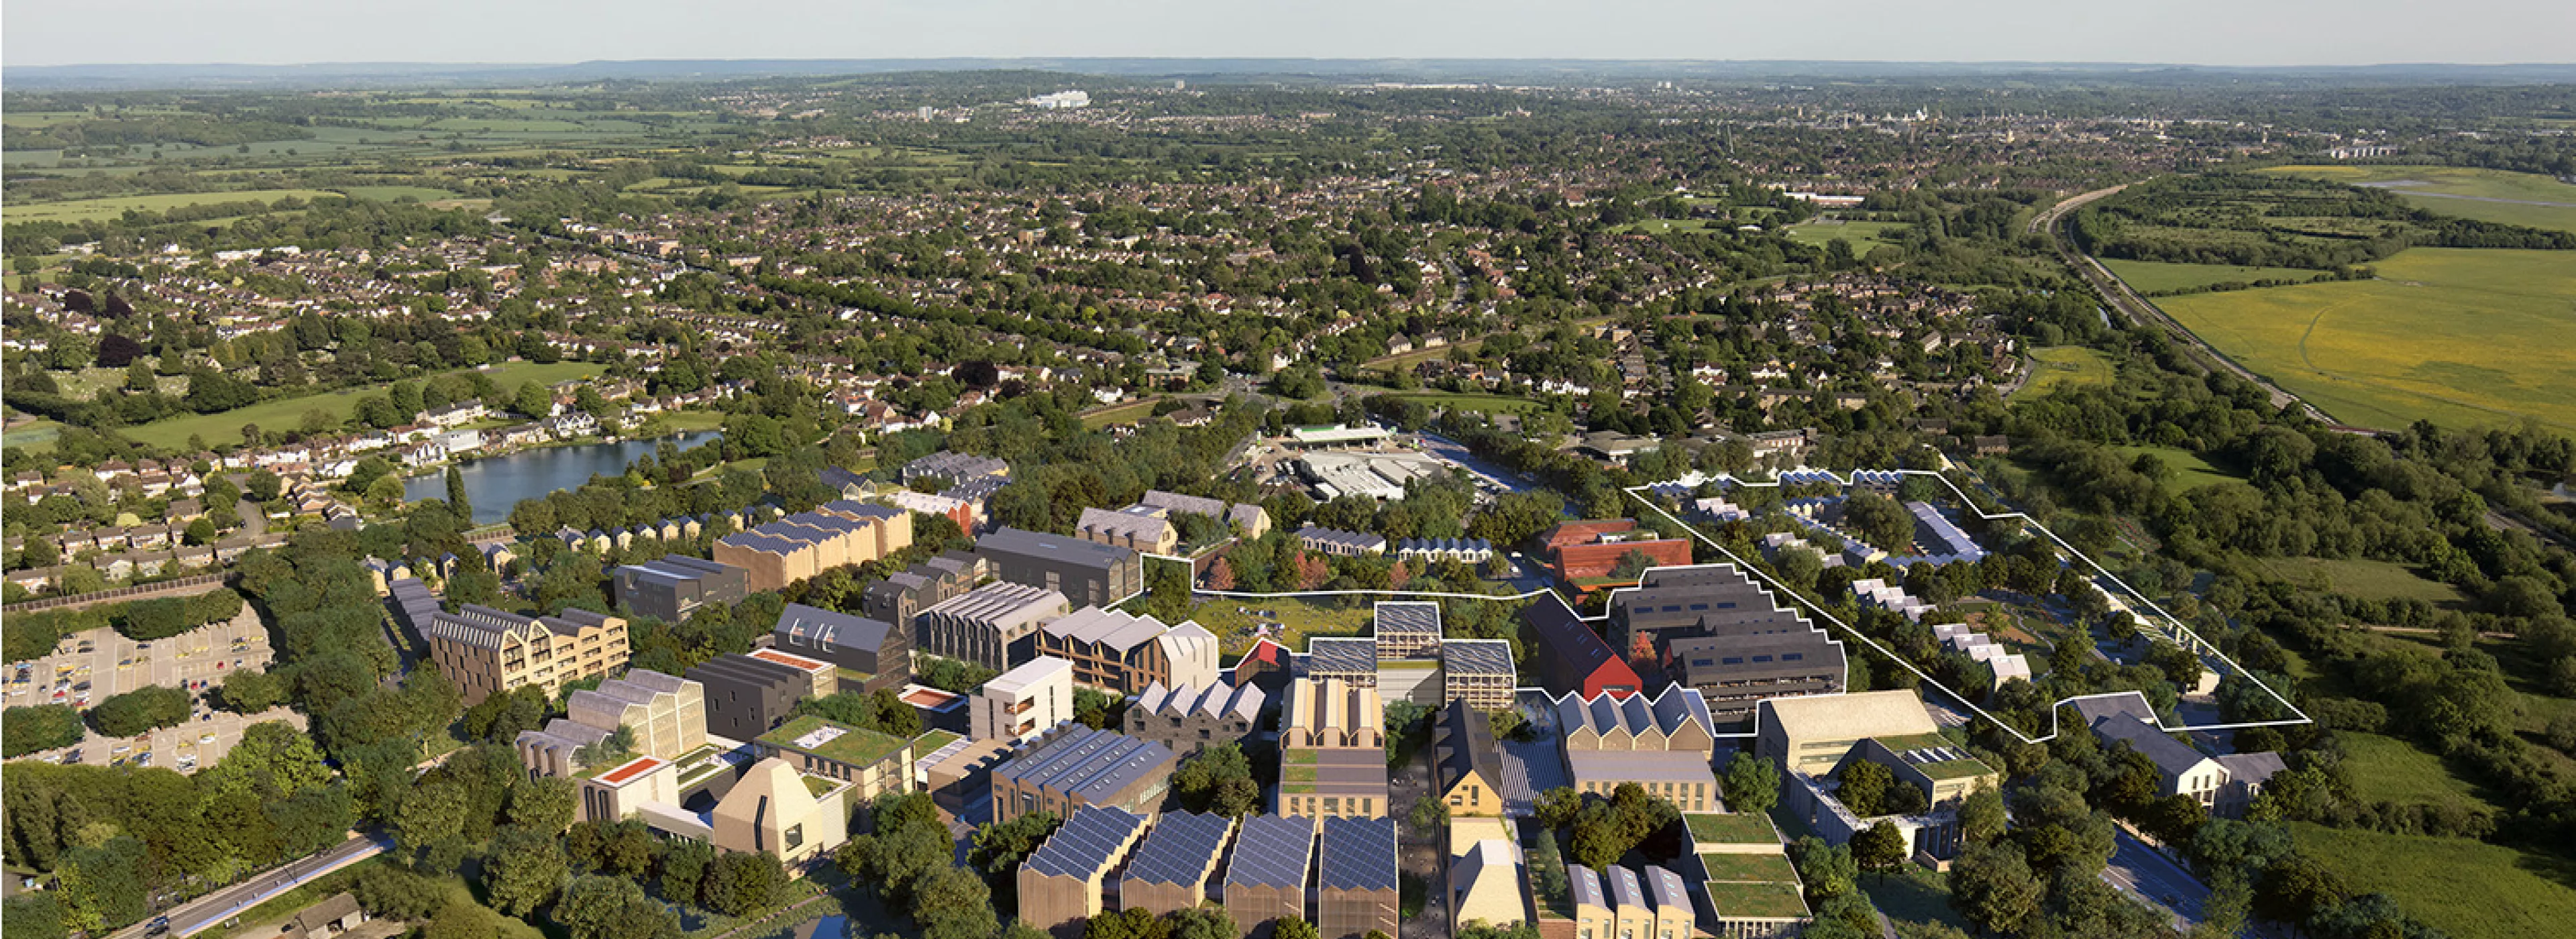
[6,0,2573,71]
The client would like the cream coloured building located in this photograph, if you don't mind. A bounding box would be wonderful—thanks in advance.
[711,757,847,865]
[425,604,629,706]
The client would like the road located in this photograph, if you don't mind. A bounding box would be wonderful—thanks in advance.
[2101,828,2209,931]
[1417,431,1538,495]
[106,832,394,939]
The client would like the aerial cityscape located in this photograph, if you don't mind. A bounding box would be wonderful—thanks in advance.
[4,7,2575,939]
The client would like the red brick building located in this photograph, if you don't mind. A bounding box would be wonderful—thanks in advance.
[1542,519,1694,592]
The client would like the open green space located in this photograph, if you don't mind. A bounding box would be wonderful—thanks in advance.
[2111,445,2239,492]
[1079,399,1161,429]
[1191,594,1376,658]
[6,188,343,222]
[1784,219,1909,251]
[2336,732,2493,807]
[2250,556,2470,606]
[2155,248,2576,432]
[85,360,604,451]
[909,729,961,760]
[2288,822,2576,939]
[2264,164,2576,233]
[2013,346,2117,400]
[333,184,461,202]
[2102,259,2327,294]
[1386,392,1544,415]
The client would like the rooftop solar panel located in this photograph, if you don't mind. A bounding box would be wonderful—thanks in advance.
[1024,806,1144,880]
[1224,815,1318,889]
[1318,816,1399,892]
[1123,812,1234,887]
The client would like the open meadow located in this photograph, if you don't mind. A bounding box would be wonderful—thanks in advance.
[2153,247,2576,432]
[2012,345,2116,399]
[95,361,604,451]
[2102,259,2328,294]
[2288,822,2576,939]
[2263,164,2576,233]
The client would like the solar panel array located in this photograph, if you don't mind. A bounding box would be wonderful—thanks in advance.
[1375,602,1442,637]
[994,727,1177,804]
[1024,805,1145,880]
[1123,812,1234,887]
[1318,816,1399,891]
[1224,814,1318,889]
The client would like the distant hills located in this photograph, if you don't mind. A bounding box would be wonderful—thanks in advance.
[8,58,2575,90]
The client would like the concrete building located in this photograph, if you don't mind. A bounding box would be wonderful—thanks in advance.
[974,656,1075,743]
[771,603,909,694]
[685,649,835,742]
[1223,814,1318,938]
[1124,679,1264,755]
[988,725,1176,823]
[1119,811,1236,916]
[610,555,747,623]
[1036,606,1220,694]
[916,581,1069,670]
[709,756,846,865]
[977,527,1143,608]
[712,501,913,592]
[423,604,629,706]
[1318,816,1400,939]
[1018,806,1148,938]
[1611,565,1846,722]
[754,715,916,804]
[1756,689,1941,777]
[1279,678,1390,819]
[1554,686,1721,812]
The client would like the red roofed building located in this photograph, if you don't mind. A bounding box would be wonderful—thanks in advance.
[1520,592,1644,699]
[1542,519,1694,594]
[1232,637,1293,694]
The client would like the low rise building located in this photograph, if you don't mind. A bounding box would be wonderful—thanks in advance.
[1119,811,1236,916]
[610,555,747,623]
[1279,678,1390,819]
[1224,814,1318,938]
[989,725,1175,823]
[1035,606,1220,694]
[771,603,909,694]
[917,581,1069,670]
[754,715,916,804]
[1124,679,1264,755]
[975,656,1075,742]
[1318,816,1400,939]
[977,527,1143,608]
[684,649,835,742]
[1555,686,1721,812]
[1018,806,1148,938]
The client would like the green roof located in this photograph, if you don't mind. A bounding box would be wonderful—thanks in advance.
[1703,881,1811,921]
[910,730,963,760]
[759,715,908,768]
[1874,732,1957,753]
[1699,852,1799,883]
[1684,812,1782,846]
[803,775,842,798]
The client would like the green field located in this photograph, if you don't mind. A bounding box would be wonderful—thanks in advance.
[2154,248,2576,432]
[1079,398,1161,429]
[1387,392,1544,415]
[2102,259,2327,294]
[5,188,343,222]
[1189,594,1377,658]
[87,360,604,451]
[2251,556,2469,606]
[2265,164,2576,233]
[2013,346,2117,400]
[2110,445,2238,492]
[2289,822,2576,939]
[1784,219,1909,251]
[333,184,461,202]
[2337,732,2492,806]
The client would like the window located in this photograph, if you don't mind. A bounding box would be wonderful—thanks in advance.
[1721,657,1744,665]
[784,824,804,850]
[1782,653,1803,661]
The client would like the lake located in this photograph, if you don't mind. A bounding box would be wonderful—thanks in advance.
[405,431,721,525]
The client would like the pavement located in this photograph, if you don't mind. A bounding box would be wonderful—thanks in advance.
[2102,828,2209,930]
[104,831,393,939]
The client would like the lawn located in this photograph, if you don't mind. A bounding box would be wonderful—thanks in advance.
[334,184,461,202]
[2013,346,2117,400]
[1079,398,1161,429]
[1189,594,1377,658]
[2336,732,2493,807]
[1784,219,1909,251]
[2263,164,2576,233]
[2102,259,2327,295]
[1698,852,1799,882]
[2111,445,2239,492]
[2250,556,2468,606]
[1386,392,1544,415]
[5,188,343,222]
[2289,822,2576,939]
[2154,248,2576,432]
[95,361,604,451]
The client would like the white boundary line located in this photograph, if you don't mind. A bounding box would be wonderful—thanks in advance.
[1624,469,2311,743]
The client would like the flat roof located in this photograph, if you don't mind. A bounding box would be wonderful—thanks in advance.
[759,715,909,767]
[1683,812,1782,846]
[1703,880,1812,921]
[595,755,667,786]
[746,648,833,673]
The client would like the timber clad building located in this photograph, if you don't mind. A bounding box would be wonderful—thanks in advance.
[712,500,913,592]
[1018,806,1148,938]
[916,581,1069,670]
[1036,606,1221,694]
[424,604,629,706]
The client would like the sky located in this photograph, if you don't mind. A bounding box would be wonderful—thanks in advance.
[5,0,2571,69]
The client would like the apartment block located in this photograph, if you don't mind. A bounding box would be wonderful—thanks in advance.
[977,527,1143,608]
[917,581,1069,671]
[1035,606,1220,694]
[423,604,629,706]
[975,656,1075,742]
[712,500,913,592]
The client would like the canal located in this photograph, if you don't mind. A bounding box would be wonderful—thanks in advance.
[404,431,721,525]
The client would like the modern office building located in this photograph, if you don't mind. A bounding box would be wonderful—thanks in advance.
[771,603,909,694]
[1554,686,1721,812]
[423,604,630,706]
[709,757,846,865]
[916,580,1069,670]
[1125,679,1265,755]
[988,725,1176,823]
[1018,805,1148,937]
[1224,814,1318,938]
[1318,816,1400,939]
[712,500,913,592]
[1119,811,1237,916]
[684,649,835,742]
[977,527,1143,608]
[1756,689,1941,777]
[1035,606,1220,694]
[1440,640,1517,711]
[974,656,1075,742]
[610,555,747,623]
[1373,602,1442,658]
[1611,565,1845,721]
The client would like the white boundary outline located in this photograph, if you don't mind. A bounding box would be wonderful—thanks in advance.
[1623,468,2311,743]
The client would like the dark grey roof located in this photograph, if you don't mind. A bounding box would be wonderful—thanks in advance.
[1318,816,1398,892]
[1024,805,1145,880]
[990,726,1175,804]
[979,526,1138,569]
[773,603,896,655]
[1122,812,1233,887]
[1224,814,1317,889]
[1440,640,1515,677]
[2070,692,2159,728]
[1307,638,1377,675]
[2092,714,2212,778]
[1438,700,1506,793]
[1569,864,1606,909]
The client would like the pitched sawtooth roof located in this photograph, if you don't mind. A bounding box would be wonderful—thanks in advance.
[1024,804,1147,880]
[1225,814,1318,889]
[1122,811,1235,887]
[427,604,548,650]
[1134,681,1265,722]
[1555,685,1719,740]
[991,727,1176,804]
[1044,606,1177,653]
[1319,816,1399,892]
